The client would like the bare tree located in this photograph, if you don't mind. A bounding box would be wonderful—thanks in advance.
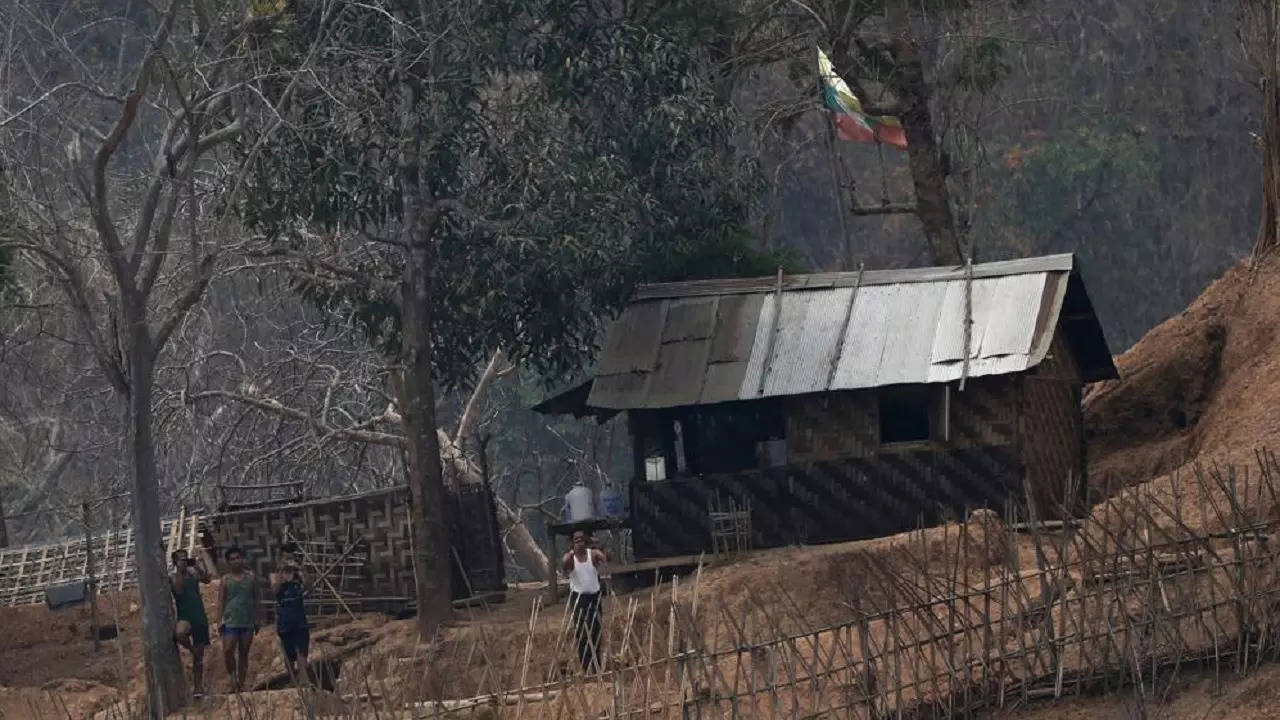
[1247,0,1280,254]
[178,325,554,581]
[0,0,337,711]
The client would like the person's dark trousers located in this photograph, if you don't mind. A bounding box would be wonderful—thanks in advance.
[569,591,602,673]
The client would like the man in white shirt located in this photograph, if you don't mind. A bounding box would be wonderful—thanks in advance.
[562,531,607,672]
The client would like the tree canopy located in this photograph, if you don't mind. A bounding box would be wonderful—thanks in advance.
[238,0,796,387]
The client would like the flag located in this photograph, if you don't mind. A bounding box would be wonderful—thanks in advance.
[817,48,908,151]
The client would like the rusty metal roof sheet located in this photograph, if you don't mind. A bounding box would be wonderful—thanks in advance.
[582,253,1116,410]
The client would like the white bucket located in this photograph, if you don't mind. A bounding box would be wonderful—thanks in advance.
[644,457,666,482]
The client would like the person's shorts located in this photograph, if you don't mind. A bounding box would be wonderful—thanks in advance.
[220,625,254,639]
[277,626,310,663]
[188,622,211,647]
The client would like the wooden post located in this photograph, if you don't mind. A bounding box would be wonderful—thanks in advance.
[756,267,786,397]
[960,254,974,391]
[0,489,9,548]
[545,533,559,603]
[83,502,101,652]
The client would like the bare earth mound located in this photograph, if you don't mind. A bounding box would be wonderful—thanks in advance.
[1085,250,1280,488]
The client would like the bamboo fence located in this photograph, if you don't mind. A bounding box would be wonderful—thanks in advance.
[0,507,204,607]
[381,451,1280,719]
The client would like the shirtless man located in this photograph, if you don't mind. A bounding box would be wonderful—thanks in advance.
[562,531,607,673]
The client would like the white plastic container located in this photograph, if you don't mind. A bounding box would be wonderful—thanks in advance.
[565,483,595,522]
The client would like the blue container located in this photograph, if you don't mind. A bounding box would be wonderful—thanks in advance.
[599,486,624,518]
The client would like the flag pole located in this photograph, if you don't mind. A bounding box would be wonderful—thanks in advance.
[818,45,856,270]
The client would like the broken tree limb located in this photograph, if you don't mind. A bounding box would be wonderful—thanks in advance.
[454,349,509,449]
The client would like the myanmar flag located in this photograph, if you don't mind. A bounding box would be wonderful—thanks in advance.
[817,48,908,151]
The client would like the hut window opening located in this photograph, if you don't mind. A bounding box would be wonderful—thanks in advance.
[678,399,785,475]
[879,387,933,444]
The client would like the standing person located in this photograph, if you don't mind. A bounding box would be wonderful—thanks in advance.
[170,548,213,699]
[217,547,261,692]
[270,543,313,685]
[562,531,607,673]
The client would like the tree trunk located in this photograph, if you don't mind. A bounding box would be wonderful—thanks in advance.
[1257,0,1280,255]
[0,490,8,548]
[125,322,185,716]
[884,0,963,266]
[390,3,453,639]
[400,247,454,637]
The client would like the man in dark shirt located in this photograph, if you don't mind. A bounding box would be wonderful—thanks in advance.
[270,542,313,684]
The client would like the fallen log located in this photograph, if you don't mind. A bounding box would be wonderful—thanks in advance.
[251,636,379,692]
[407,689,560,712]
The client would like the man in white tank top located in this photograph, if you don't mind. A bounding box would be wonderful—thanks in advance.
[562,531,607,672]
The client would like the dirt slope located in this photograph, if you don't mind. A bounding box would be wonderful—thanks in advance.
[1085,250,1280,488]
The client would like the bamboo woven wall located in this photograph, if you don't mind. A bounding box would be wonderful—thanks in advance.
[1020,333,1087,515]
[785,377,1020,464]
[211,487,414,612]
[630,445,1023,559]
[0,485,504,610]
[210,484,505,610]
[630,331,1087,559]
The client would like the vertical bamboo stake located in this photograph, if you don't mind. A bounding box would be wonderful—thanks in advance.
[643,577,657,716]
[514,596,542,720]
[981,513,994,712]
[661,577,679,710]
[83,502,100,653]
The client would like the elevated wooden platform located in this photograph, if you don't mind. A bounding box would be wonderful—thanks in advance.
[547,517,628,536]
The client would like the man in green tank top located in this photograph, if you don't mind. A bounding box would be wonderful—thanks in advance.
[170,548,213,699]
[217,546,261,692]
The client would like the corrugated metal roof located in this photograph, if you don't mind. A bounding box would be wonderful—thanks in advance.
[633,253,1075,301]
[583,253,1116,410]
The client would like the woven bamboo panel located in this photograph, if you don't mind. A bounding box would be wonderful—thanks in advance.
[0,485,506,611]
[212,488,412,606]
[630,445,1022,560]
[445,484,505,594]
[786,377,1019,463]
[211,485,505,610]
[629,469,786,559]
[786,391,879,462]
[949,377,1019,449]
[1020,334,1085,517]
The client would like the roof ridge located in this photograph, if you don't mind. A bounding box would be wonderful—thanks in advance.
[633,253,1075,301]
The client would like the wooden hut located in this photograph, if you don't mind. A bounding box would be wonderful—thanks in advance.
[535,254,1117,560]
